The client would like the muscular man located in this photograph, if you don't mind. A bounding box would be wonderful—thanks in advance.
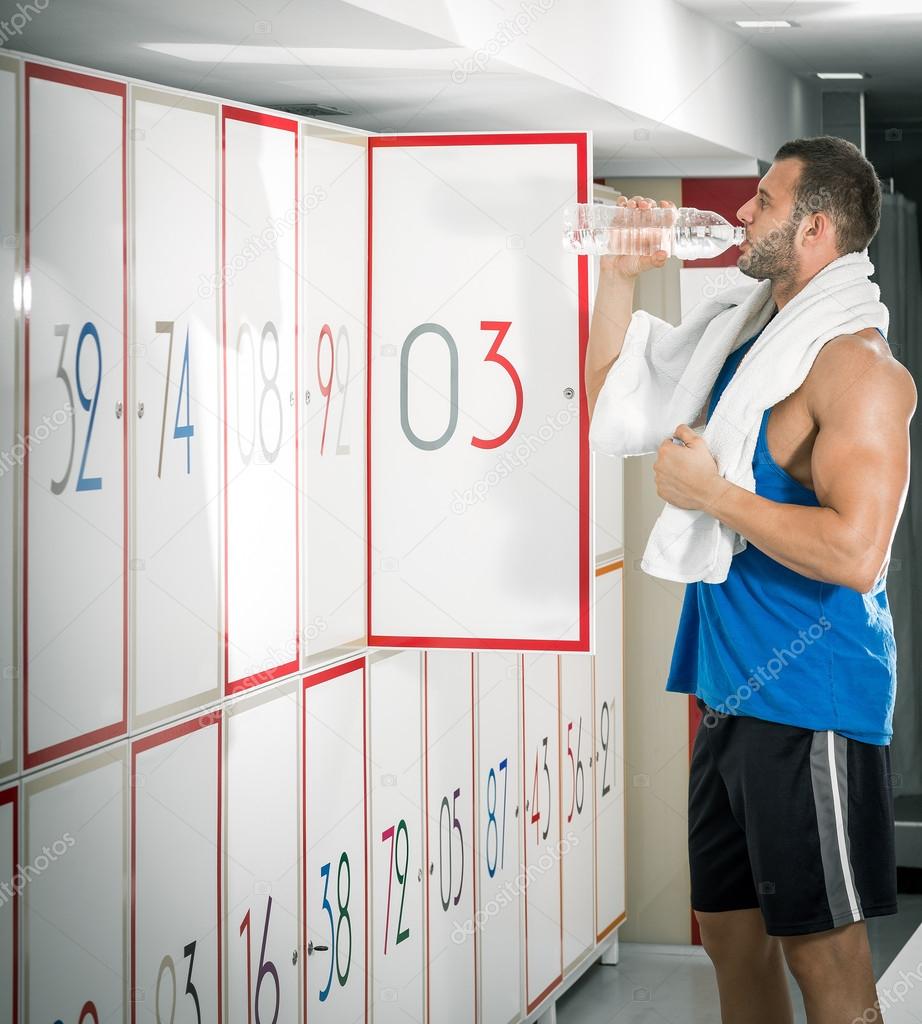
[586,136,916,1024]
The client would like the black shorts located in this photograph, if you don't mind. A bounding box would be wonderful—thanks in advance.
[689,696,898,936]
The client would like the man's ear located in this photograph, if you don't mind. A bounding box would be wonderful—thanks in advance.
[802,211,831,246]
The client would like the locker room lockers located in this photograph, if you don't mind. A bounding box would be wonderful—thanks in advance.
[0,48,625,1024]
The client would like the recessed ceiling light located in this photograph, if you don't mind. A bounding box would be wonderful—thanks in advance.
[816,72,866,79]
[735,20,794,27]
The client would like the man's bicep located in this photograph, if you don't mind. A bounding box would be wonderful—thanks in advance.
[811,363,914,583]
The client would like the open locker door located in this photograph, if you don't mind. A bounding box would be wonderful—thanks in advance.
[367,131,592,652]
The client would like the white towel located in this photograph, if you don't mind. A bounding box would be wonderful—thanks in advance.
[588,250,889,583]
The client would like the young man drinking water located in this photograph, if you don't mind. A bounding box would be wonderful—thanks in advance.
[585,137,916,1024]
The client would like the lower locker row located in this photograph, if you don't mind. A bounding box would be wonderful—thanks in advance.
[0,561,623,1024]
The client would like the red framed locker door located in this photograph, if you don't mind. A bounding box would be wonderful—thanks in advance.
[222,105,300,695]
[559,652,595,972]
[131,716,221,1024]
[475,653,523,1024]
[23,62,128,769]
[302,657,368,1022]
[225,680,301,1022]
[368,650,425,1023]
[0,785,17,1024]
[0,54,19,782]
[593,560,626,943]
[367,132,591,652]
[423,651,476,1024]
[301,123,368,669]
[521,652,563,1012]
[23,747,128,1022]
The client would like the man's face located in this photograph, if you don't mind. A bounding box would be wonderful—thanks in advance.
[735,159,803,282]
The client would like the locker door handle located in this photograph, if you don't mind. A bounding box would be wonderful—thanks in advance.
[514,805,519,817]
[307,941,330,955]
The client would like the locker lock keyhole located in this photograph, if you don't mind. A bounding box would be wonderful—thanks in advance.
[563,387,575,399]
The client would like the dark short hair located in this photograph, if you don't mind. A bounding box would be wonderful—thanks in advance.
[774,136,881,255]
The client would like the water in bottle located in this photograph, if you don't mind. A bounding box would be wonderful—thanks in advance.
[562,203,746,260]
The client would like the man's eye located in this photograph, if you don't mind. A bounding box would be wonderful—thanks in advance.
[758,196,768,208]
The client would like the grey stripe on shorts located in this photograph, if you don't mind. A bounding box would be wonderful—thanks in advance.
[809,729,863,925]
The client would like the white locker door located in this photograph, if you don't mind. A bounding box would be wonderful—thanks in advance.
[130,87,222,729]
[424,651,476,1024]
[521,652,562,1012]
[226,681,301,1024]
[0,786,16,1024]
[24,747,127,1022]
[24,63,127,768]
[475,653,522,1024]
[0,55,18,781]
[368,651,424,1024]
[223,106,299,694]
[303,657,368,1022]
[368,132,592,651]
[301,125,367,668]
[593,451,624,567]
[559,654,594,971]
[131,717,221,1024]
[594,561,626,941]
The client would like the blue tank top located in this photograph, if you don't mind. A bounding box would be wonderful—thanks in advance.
[665,328,897,745]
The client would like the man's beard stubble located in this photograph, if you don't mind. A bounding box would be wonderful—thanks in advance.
[738,218,800,292]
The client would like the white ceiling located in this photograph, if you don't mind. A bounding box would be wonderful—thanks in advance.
[676,0,922,122]
[2,0,756,173]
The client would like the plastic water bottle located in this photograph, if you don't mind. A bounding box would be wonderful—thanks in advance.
[562,203,746,260]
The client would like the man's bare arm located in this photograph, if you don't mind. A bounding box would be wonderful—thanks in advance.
[704,337,916,592]
[585,197,672,421]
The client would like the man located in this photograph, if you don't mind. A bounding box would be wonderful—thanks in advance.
[585,136,916,1024]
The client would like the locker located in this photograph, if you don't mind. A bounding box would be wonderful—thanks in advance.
[23,746,127,1022]
[424,651,476,1023]
[521,652,562,1012]
[223,106,299,694]
[23,63,127,767]
[0,785,17,1024]
[368,650,424,1024]
[0,55,17,781]
[225,680,301,1023]
[474,652,523,1024]
[367,133,591,652]
[130,87,222,729]
[592,451,624,567]
[559,654,594,971]
[131,716,221,1024]
[303,657,368,1021]
[301,124,368,668]
[594,561,626,940]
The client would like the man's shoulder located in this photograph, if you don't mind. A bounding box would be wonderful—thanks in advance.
[807,329,917,420]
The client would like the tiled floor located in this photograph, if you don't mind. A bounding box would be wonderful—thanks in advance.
[556,894,922,1023]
